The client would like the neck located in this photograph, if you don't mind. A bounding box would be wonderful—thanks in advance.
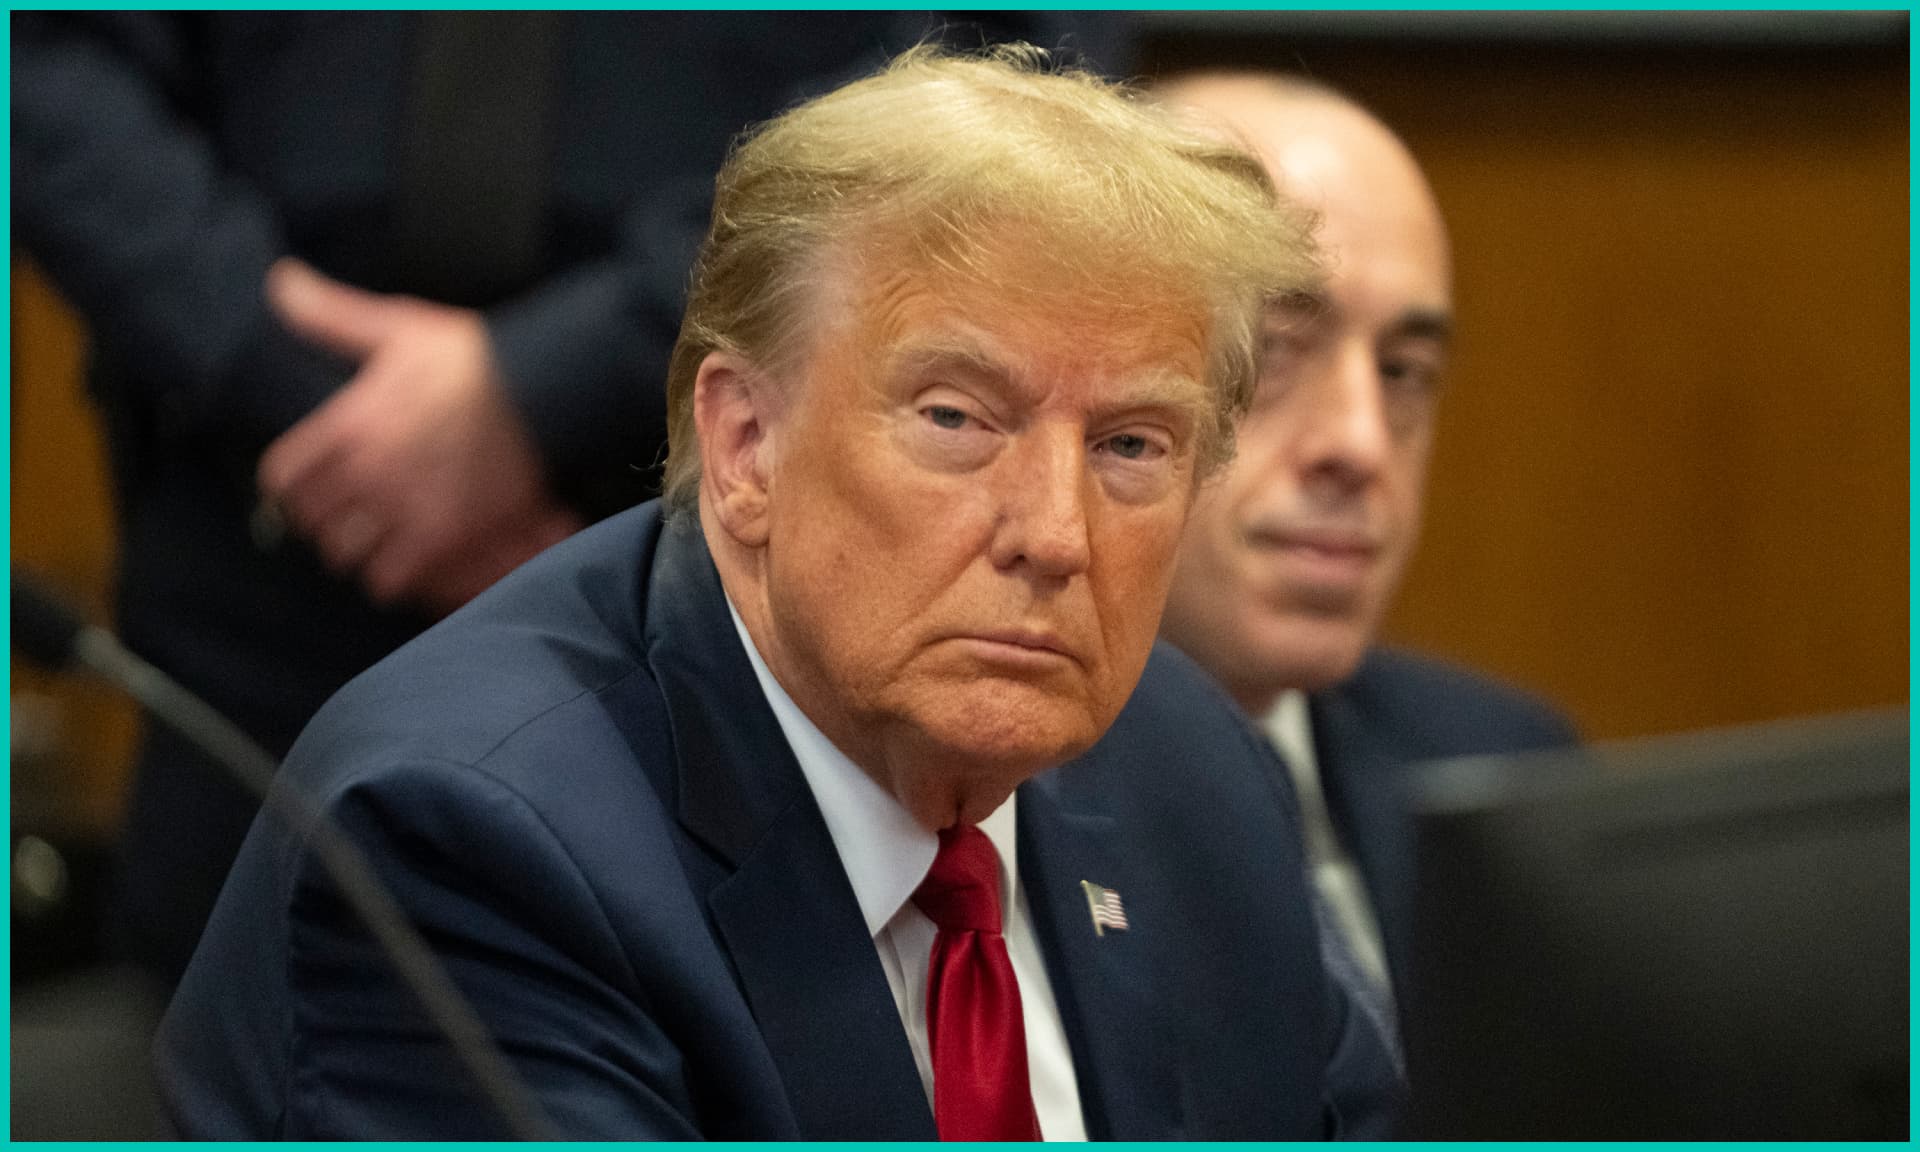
[1228,678,1284,719]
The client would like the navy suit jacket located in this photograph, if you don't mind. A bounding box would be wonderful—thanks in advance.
[158,503,1400,1139]
[1311,649,1579,995]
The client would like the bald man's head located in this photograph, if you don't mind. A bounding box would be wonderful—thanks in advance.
[1157,75,1454,710]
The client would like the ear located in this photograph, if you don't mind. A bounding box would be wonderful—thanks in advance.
[693,351,778,549]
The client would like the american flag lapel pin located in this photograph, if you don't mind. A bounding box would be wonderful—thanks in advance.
[1080,880,1129,936]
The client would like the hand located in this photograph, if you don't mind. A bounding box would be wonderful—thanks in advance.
[257,259,583,617]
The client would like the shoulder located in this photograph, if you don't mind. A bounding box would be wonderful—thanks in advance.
[1131,638,1265,728]
[1118,640,1277,766]
[286,504,675,814]
[1325,646,1579,756]
[159,506,716,1138]
[1064,640,1299,829]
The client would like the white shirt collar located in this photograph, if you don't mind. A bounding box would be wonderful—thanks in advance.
[726,596,1023,937]
[1264,689,1318,788]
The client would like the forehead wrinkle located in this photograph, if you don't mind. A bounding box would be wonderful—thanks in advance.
[848,248,1216,439]
[1092,366,1207,413]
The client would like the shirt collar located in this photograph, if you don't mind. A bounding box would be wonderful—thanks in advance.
[1264,689,1317,783]
[728,597,1018,935]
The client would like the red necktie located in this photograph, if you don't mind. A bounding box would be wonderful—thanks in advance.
[913,825,1043,1142]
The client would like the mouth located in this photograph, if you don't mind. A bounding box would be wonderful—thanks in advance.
[950,629,1081,669]
[1242,526,1380,584]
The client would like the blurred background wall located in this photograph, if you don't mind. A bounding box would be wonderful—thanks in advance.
[11,9,1908,847]
[1138,11,1908,740]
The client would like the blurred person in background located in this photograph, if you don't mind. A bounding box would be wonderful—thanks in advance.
[10,11,1109,989]
[1154,73,1578,1009]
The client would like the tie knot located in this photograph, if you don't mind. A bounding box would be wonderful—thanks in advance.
[913,824,1004,934]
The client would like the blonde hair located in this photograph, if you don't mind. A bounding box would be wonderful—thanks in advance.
[661,43,1316,512]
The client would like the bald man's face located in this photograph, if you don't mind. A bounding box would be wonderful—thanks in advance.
[1160,84,1451,707]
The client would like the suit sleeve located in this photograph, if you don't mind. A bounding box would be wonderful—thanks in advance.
[10,12,350,450]
[482,202,697,521]
[282,762,704,1139]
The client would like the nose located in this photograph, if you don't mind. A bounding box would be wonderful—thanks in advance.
[1293,340,1391,493]
[989,426,1092,580]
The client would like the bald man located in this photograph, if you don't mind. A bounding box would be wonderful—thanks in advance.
[1155,74,1577,1003]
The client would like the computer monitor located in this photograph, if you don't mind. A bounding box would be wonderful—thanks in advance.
[1399,708,1908,1139]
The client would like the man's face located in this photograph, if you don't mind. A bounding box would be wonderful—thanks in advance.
[756,248,1211,825]
[1161,96,1452,706]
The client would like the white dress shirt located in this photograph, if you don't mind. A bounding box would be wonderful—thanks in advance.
[727,600,1088,1140]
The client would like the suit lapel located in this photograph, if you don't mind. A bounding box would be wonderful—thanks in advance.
[643,515,934,1140]
[1018,764,1187,1139]
[705,803,933,1140]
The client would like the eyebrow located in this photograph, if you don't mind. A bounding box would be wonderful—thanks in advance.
[1265,297,1456,345]
[1088,370,1210,425]
[1268,290,1329,320]
[888,342,1010,387]
[1392,309,1455,343]
[891,339,1209,427]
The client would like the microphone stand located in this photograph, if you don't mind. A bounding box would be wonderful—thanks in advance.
[11,569,556,1140]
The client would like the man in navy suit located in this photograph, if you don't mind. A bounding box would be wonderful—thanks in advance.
[13,11,1107,988]
[1154,75,1578,1004]
[158,47,1400,1139]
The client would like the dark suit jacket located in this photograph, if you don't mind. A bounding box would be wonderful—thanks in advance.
[156,503,1400,1139]
[1311,649,1579,995]
[11,10,1116,984]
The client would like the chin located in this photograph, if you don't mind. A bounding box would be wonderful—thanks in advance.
[913,681,1106,776]
[1244,613,1372,695]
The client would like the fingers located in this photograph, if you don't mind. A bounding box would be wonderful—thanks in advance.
[364,513,497,613]
[266,258,405,361]
[362,534,433,608]
[275,454,392,579]
[529,507,586,553]
[258,387,375,553]
[393,506,585,618]
[258,384,398,578]
[258,408,346,516]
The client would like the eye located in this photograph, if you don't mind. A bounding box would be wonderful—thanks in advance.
[1381,357,1438,394]
[1262,330,1313,370]
[1377,357,1443,437]
[1254,333,1321,408]
[924,405,970,430]
[1096,431,1169,463]
[1380,349,1448,412]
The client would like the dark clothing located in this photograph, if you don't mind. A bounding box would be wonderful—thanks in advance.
[1312,647,1580,994]
[158,503,1402,1139]
[11,11,1112,983]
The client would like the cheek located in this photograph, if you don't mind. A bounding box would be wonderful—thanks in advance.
[1182,467,1267,597]
[795,419,942,561]
[1162,481,1246,623]
[1184,484,1243,575]
[1092,509,1189,659]
[1381,442,1433,550]
[838,415,1003,550]
[778,452,998,672]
